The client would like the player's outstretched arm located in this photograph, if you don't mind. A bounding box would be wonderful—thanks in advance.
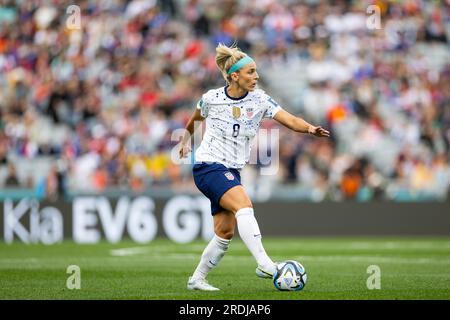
[273,109,330,138]
[179,108,205,158]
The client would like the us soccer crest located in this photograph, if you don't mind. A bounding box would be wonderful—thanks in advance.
[246,107,254,118]
[224,172,235,180]
[232,106,241,119]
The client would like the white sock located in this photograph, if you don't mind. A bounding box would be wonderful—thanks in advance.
[191,234,231,280]
[235,207,275,273]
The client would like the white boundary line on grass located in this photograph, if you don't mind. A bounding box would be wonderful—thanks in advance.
[108,247,450,265]
[110,247,150,256]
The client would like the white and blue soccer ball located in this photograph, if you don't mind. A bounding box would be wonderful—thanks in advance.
[273,260,307,291]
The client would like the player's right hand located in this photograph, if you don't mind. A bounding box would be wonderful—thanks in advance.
[179,144,191,158]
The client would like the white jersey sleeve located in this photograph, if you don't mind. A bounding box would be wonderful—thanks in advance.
[258,90,282,119]
[196,95,210,118]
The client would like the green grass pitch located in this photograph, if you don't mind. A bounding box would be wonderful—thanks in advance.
[1,237,450,300]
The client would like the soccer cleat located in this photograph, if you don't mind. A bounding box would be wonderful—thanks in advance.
[187,277,220,291]
[255,264,276,279]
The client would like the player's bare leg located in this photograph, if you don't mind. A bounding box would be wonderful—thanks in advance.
[213,210,236,240]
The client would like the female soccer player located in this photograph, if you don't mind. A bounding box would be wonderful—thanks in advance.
[179,43,330,291]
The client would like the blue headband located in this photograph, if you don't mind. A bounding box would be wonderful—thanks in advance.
[227,56,255,75]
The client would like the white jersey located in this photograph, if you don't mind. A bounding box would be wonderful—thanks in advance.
[195,86,282,169]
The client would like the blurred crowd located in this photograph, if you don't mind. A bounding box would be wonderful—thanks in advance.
[0,0,449,201]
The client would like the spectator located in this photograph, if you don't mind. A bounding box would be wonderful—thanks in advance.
[4,163,20,187]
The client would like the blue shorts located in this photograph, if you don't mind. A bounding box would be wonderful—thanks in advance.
[193,162,242,215]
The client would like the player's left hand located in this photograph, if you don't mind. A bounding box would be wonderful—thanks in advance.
[308,126,330,137]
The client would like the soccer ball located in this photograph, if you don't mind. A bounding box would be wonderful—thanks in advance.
[273,260,307,291]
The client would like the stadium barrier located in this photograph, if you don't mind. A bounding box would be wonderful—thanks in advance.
[1,196,449,244]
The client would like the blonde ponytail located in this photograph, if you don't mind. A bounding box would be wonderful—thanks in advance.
[215,43,247,84]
